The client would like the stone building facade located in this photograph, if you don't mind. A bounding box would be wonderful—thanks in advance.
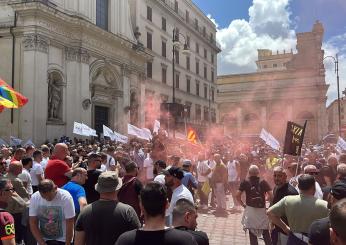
[217,21,329,143]
[129,0,221,132]
[0,0,150,144]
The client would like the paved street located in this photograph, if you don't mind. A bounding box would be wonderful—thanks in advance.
[197,195,265,245]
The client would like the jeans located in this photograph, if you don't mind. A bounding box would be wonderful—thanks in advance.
[249,230,272,245]
[287,232,308,245]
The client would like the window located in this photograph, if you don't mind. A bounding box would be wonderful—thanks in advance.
[196,81,200,96]
[147,6,152,21]
[273,63,278,68]
[174,0,178,12]
[185,105,191,119]
[211,53,214,64]
[162,67,167,84]
[175,50,179,64]
[211,88,215,102]
[186,56,190,70]
[203,26,206,37]
[204,65,207,79]
[186,77,190,93]
[196,42,199,53]
[195,105,201,120]
[204,107,209,121]
[162,41,166,57]
[204,84,207,98]
[186,10,190,23]
[204,48,207,59]
[175,73,180,89]
[147,62,152,79]
[147,32,152,50]
[162,17,166,31]
[96,0,108,30]
[196,61,199,75]
[211,69,214,82]
[263,64,268,69]
[186,35,190,47]
[194,18,198,30]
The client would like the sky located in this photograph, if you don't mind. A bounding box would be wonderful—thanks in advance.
[192,0,346,105]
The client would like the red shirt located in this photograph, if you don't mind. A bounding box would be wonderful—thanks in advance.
[0,210,15,243]
[45,157,71,187]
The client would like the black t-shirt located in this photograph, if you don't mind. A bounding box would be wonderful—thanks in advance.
[83,169,102,203]
[76,200,141,245]
[239,177,271,208]
[308,217,330,245]
[175,227,209,245]
[115,228,198,245]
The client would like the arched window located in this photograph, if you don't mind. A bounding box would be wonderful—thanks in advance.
[96,0,109,30]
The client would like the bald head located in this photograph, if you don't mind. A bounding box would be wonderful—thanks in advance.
[53,143,69,160]
[8,161,23,176]
[304,165,318,173]
[248,165,259,177]
[337,163,346,179]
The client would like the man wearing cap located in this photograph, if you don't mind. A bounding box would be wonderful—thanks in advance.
[308,181,346,245]
[75,171,140,245]
[165,167,194,226]
[181,159,198,196]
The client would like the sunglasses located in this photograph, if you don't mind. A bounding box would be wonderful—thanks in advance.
[3,188,14,192]
[306,172,319,176]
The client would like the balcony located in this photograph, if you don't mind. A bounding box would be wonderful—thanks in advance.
[159,0,221,51]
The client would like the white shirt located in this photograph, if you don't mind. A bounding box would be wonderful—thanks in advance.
[143,154,154,180]
[18,168,33,195]
[41,157,49,170]
[153,174,166,185]
[227,160,238,182]
[208,160,216,178]
[30,161,44,186]
[197,160,210,182]
[166,184,194,223]
[106,154,116,171]
[290,175,324,199]
[29,188,75,242]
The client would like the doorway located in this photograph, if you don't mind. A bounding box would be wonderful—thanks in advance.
[94,105,109,134]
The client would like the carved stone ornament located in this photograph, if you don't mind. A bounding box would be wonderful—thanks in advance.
[65,47,90,64]
[23,34,49,53]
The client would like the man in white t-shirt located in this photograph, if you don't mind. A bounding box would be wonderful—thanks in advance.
[30,150,44,193]
[227,155,241,212]
[196,152,211,210]
[165,167,194,226]
[106,146,116,171]
[29,179,75,245]
[18,157,33,195]
[40,145,51,171]
[143,151,154,182]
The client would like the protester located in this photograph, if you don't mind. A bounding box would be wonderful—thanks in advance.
[31,150,44,193]
[309,182,346,245]
[83,153,102,203]
[40,145,50,170]
[29,179,75,245]
[329,198,346,245]
[143,148,154,182]
[181,159,198,196]
[62,168,88,217]
[115,182,198,245]
[18,157,33,196]
[0,179,16,244]
[165,166,194,226]
[336,163,346,182]
[75,171,140,245]
[267,174,329,245]
[237,165,272,245]
[227,153,241,212]
[45,143,72,187]
[105,146,116,171]
[303,165,324,199]
[118,161,143,220]
[153,160,167,185]
[173,198,209,245]
[270,166,298,245]
[196,152,211,210]
[11,148,26,163]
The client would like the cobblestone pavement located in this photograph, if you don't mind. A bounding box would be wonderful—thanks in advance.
[196,195,266,245]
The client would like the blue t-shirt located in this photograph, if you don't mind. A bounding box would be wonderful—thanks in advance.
[62,181,85,214]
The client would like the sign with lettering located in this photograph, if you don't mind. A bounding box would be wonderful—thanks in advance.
[283,121,307,156]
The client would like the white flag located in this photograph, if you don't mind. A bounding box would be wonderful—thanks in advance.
[81,123,93,136]
[142,128,153,141]
[10,136,22,146]
[90,129,98,137]
[103,125,114,138]
[260,128,280,151]
[153,120,160,134]
[336,137,346,152]
[128,124,151,141]
[73,122,84,136]
[113,131,128,143]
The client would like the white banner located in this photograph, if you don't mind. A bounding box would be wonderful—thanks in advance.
[127,124,152,141]
[113,131,128,143]
[10,136,22,146]
[103,125,114,138]
[74,122,97,136]
[260,128,280,151]
[336,137,346,152]
[82,123,93,136]
[153,120,160,134]
[73,122,84,136]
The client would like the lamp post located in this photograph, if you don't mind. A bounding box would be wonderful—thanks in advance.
[323,55,341,136]
[172,27,190,138]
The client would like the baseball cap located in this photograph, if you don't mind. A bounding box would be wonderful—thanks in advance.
[95,171,122,193]
[182,159,192,167]
[330,181,346,200]
[164,166,184,180]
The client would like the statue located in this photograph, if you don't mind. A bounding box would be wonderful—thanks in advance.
[48,73,62,120]
[130,92,139,125]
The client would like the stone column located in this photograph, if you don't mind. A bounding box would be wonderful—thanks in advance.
[21,34,49,144]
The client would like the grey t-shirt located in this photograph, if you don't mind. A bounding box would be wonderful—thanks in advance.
[76,200,140,245]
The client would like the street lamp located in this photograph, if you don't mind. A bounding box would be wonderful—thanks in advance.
[171,27,190,138]
[323,54,341,136]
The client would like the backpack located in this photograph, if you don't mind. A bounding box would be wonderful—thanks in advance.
[248,181,265,208]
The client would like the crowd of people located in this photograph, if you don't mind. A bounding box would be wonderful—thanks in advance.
[0,132,346,245]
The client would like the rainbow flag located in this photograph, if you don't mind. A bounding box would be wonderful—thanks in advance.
[0,78,28,112]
